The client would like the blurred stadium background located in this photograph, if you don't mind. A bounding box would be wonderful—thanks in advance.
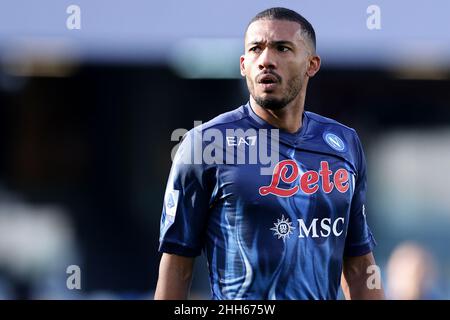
[0,0,449,299]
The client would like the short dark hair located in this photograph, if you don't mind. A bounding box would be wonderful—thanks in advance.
[247,7,316,52]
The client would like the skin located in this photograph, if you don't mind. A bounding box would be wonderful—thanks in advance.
[240,19,320,133]
[342,253,385,300]
[155,18,385,300]
[155,253,194,299]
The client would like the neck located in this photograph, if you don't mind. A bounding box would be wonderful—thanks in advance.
[250,89,306,133]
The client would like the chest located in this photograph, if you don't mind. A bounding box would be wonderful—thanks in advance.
[214,149,356,223]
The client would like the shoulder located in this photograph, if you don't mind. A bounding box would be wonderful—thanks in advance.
[178,105,249,154]
[304,110,361,146]
[305,111,357,135]
[198,105,249,131]
[304,111,365,170]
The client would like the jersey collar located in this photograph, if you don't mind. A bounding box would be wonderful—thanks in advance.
[244,101,309,144]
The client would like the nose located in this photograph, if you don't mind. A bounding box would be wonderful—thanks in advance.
[258,47,276,70]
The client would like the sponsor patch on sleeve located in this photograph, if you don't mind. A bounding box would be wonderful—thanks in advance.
[165,189,179,222]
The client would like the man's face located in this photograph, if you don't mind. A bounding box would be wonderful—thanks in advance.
[240,19,317,110]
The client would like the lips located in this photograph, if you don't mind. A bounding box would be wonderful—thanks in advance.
[257,74,279,84]
[257,74,280,92]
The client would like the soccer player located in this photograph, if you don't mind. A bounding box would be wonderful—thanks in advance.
[155,7,385,300]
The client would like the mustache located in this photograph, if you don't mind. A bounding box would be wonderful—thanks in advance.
[256,71,282,83]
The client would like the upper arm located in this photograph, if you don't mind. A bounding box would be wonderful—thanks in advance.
[159,253,195,279]
[341,253,373,296]
[159,129,213,257]
[155,253,195,300]
[342,252,376,278]
[341,252,385,300]
[344,133,376,257]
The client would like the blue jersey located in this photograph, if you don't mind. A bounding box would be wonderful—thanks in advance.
[159,102,376,300]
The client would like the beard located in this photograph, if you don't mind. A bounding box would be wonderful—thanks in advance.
[249,74,303,111]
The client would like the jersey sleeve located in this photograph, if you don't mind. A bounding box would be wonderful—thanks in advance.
[344,132,377,257]
[158,129,213,257]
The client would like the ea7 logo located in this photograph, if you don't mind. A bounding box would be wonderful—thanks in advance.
[226,136,257,146]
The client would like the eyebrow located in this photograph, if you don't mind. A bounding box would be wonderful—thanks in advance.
[247,40,295,47]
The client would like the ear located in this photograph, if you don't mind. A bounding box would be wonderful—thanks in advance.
[306,55,321,78]
[240,55,246,77]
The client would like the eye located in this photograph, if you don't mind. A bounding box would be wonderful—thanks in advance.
[277,45,290,52]
[249,46,261,53]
